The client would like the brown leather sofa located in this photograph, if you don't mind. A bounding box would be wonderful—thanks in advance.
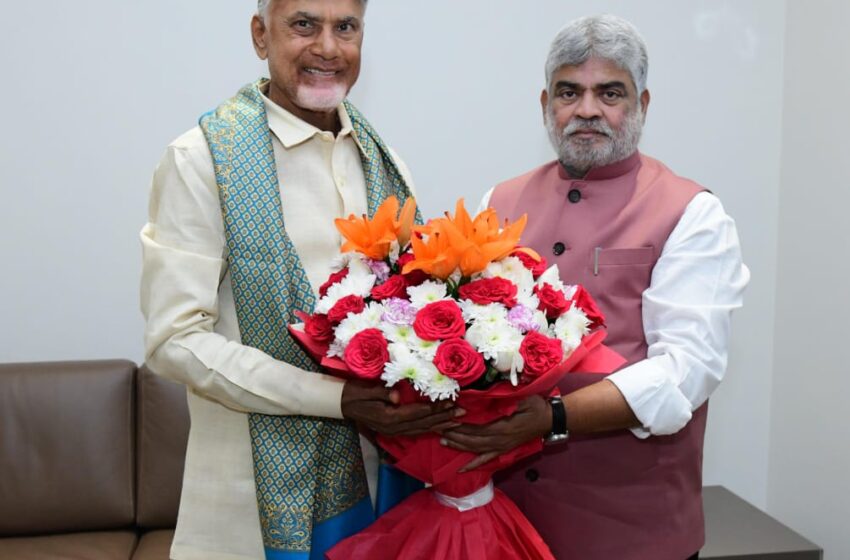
[0,360,189,560]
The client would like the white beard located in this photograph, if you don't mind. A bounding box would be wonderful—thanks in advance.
[546,104,644,175]
[295,83,348,112]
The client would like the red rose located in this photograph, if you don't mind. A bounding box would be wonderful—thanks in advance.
[458,277,518,307]
[519,331,563,378]
[512,250,548,278]
[413,300,466,341]
[534,283,569,319]
[303,313,334,344]
[328,294,366,324]
[343,328,389,380]
[319,268,349,297]
[433,338,486,387]
[569,285,606,329]
[396,252,429,287]
[371,274,409,301]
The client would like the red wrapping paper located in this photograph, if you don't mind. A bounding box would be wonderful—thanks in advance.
[288,324,625,560]
[328,487,551,560]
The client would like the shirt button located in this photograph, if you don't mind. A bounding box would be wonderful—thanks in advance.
[568,189,582,203]
[552,242,566,256]
[525,469,540,482]
[336,176,346,187]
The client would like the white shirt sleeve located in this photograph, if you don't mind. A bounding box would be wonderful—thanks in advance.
[607,191,750,438]
[140,133,345,419]
[476,187,494,215]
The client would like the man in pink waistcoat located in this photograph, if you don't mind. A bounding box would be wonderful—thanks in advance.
[441,15,749,560]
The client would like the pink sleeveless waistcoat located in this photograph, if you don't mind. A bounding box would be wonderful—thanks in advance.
[490,152,705,560]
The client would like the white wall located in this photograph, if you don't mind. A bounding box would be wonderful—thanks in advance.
[768,2,850,558]
[0,2,265,363]
[1,0,830,549]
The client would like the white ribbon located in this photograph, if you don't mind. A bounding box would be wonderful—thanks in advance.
[434,480,494,512]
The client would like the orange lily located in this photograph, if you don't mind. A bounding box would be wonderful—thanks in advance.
[396,196,416,248]
[404,221,462,280]
[403,198,532,279]
[335,196,418,260]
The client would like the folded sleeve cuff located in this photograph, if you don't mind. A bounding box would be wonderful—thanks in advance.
[607,357,694,437]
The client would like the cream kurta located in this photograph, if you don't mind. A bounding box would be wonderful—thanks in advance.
[140,90,414,560]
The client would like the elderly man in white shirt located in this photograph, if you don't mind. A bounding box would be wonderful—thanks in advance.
[140,1,458,559]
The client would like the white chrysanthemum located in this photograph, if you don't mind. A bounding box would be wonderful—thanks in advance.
[407,280,449,309]
[458,299,481,323]
[468,322,523,363]
[382,352,458,401]
[381,323,417,345]
[464,322,486,348]
[387,341,414,362]
[553,306,591,354]
[326,339,345,359]
[314,282,345,314]
[516,291,540,312]
[359,301,385,325]
[410,337,441,361]
[533,309,550,332]
[347,255,373,277]
[419,371,461,402]
[562,284,578,300]
[459,300,508,324]
[333,311,377,346]
[536,264,565,292]
[329,251,358,272]
[314,265,376,314]
[382,350,437,389]
[492,350,525,384]
[384,325,441,360]
[475,303,510,328]
[337,266,377,295]
[483,256,535,293]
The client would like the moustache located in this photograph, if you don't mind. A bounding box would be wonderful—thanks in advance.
[562,119,614,138]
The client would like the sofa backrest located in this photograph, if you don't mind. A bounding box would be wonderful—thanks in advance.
[135,365,189,529]
[0,360,192,537]
[0,360,137,536]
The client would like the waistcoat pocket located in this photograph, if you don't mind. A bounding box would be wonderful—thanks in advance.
[591,247,654,297]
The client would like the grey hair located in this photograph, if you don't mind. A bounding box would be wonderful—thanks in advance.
[258,0,368,19]
[545,14,649,94]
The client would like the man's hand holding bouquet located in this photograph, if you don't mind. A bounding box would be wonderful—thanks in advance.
[289,197,624,559]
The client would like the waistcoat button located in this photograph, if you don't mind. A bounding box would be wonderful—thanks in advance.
[552,242,566,256]
[568,189,582,203]
[525,469,540,482]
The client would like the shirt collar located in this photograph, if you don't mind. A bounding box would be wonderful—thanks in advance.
[557,151,642,181]
[259,86,356,149]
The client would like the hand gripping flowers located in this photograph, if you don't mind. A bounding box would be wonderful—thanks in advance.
[289,197,624,560]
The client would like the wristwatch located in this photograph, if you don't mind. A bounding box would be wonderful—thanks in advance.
[544,396,569,445]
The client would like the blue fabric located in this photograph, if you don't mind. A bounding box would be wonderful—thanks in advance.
[263,549,308,560]
[310,496,375,560]
[375,463,425,516]
[262,496,374,560]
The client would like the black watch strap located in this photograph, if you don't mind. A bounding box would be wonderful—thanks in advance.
[549,396,568,436]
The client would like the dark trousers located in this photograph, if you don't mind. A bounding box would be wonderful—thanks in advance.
[687,554,699,560]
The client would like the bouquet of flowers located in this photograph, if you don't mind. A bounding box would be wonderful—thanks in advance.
[289,197,624,560]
